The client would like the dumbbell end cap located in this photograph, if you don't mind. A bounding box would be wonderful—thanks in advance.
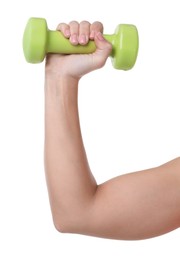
[23,18,47,63]
[112,24,139,70]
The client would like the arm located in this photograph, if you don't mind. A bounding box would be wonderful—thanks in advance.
[44,20,111,232]
[44,21,180,240]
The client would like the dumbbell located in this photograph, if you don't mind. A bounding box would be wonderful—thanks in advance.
[23,17,139,70]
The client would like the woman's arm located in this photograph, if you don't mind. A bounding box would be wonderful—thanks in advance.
[44,21,180,240]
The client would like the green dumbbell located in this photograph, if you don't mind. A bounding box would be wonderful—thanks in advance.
[23,17,139,70]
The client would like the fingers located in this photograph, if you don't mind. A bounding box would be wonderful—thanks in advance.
[56,23,70,38]
[90,22,112,69]
[79,21,90,45]
[90,22,104,40]
[56,21,104,46]
[92,33,112,69]
[56,21,112,71]
[69,21,79,45]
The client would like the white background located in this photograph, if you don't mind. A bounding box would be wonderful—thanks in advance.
[0,0,180,259]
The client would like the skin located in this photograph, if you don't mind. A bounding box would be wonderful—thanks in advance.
[44,21,180,240]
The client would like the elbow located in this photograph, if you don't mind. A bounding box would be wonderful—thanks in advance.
[52,214,77,234]
[53,216,70,234]
[50,200,95,234]
[52,209,88,234]
[54,221,67,234]
[50,206,74,233]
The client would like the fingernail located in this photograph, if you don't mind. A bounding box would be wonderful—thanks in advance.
[79,34,86,44]
[96,32,105,41]
[70,34,78,44]
[65,29,70,37]
[90,30,95,39]
[86,35,89,42]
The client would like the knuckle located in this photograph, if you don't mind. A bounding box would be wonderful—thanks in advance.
[79,21,90,36]
[56,23,63,30]
[69,20,79,26]
[97,21,104,29]
[80,20,90,27]
[56,23,68,31]
[92,21,104,31]
[69,21,79,33]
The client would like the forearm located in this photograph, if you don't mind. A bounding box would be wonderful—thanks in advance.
[44,74,97,230]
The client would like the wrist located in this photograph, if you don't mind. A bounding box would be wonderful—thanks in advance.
[45,56,81,85]
[45,68,79,83]
[45,71,79,92]
[45,72,79,110]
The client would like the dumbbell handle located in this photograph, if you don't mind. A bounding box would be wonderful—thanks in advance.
[47,30,114,54]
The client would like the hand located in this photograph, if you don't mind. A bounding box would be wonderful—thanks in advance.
[45,21,112,81]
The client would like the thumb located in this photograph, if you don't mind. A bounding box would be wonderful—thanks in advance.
[93,32,112,69]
